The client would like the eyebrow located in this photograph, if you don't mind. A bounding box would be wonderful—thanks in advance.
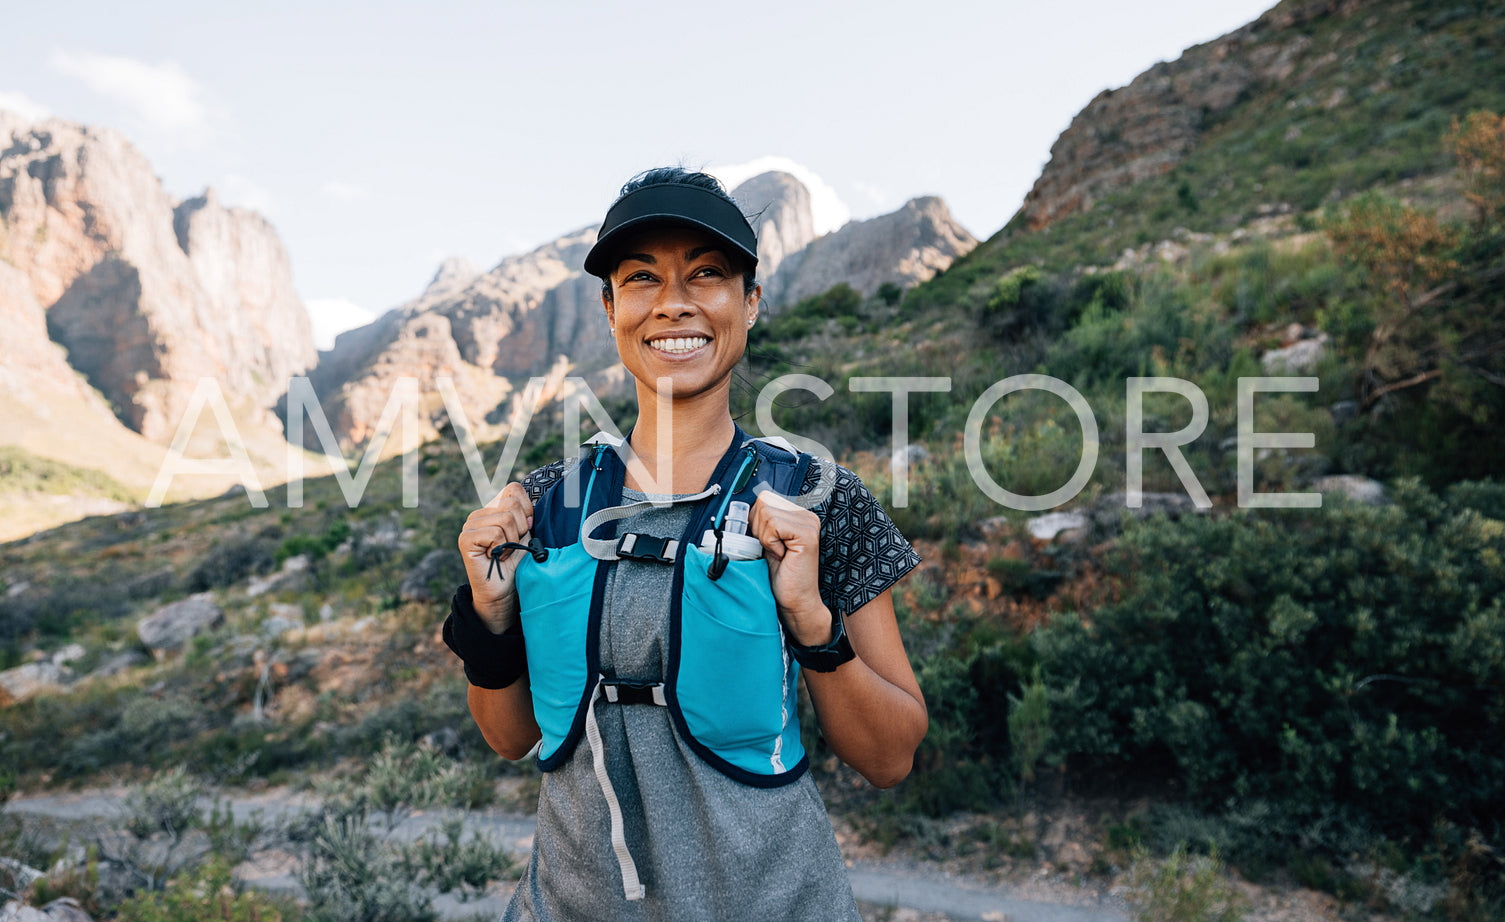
[617,245,726,267]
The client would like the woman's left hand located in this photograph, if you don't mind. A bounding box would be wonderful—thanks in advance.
[748,491,832,646]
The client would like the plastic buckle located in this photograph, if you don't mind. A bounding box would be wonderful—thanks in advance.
[602,681,667,706]
[616,533,678,564]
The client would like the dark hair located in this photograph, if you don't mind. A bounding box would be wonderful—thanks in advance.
[598,167,759,304]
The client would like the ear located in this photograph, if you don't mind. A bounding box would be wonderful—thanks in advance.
[601,287,615,328]
[746,283,762,327]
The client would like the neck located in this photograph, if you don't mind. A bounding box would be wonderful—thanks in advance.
[625,377,736,494]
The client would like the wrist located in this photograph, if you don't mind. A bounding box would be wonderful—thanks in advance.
[781,601,834,647]
[786,607,856,673]
[473,592,518,634]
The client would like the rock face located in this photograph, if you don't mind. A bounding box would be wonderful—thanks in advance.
[302,227,603,452]
[730,171,817,282]
[136,593,225,659]
[308,171,974,451]
[1015,0,1368,231]
[0,114,315,441]
[765,197,977,308]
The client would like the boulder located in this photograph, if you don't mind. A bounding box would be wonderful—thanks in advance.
[50,644,86,666]
[1026,512,1089,544]
[263,603,304,639]
[245,553,310,597]
[89,650,149,679]
[1,897,95,921]
[0,662,70,703]
[1092,491,1203,527]
[136,593,224,659]
[400,549,458,603]
[1312,475,1386,505]
[1261,335,1327,373]
[976,515,1013,542]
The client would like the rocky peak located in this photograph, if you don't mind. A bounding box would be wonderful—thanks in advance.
[423,256,482,300]
[1016,0,1371,231]
[0,116,314,440]
[730,171,816,282]
[766,195,977,308]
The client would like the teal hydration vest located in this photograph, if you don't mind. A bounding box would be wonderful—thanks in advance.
[514,428,819,788]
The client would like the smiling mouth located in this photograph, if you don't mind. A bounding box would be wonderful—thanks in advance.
[648,336,710,355]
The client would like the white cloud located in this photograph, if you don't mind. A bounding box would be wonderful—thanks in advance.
[219,172,279,216]
[0,90,49,123]
[321,180,369,201]
[305,298,378,351]
[48,49,210,133]
[709,156,851,236]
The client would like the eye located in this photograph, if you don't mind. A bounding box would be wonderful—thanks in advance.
[623,270,655,283]
[693,265,726,278]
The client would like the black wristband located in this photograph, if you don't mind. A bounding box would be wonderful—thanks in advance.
[787,608,856,673]
[441,584,527,689]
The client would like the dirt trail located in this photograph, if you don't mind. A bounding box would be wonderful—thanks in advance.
[5,787,1129,922]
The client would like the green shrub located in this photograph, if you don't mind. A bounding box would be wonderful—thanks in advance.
[1124,843,1247,922]
[1035,479,1505,843]
[115,859,301,922]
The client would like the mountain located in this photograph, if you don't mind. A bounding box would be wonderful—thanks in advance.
[309,172,975,451]
[0,113,330,538]
[934,0,1505,296]
[303,227,605,453]
[731,170,817,282]
[0,115,315,442]
[764,196,976,307]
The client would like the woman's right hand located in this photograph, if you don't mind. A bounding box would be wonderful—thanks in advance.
[458,482,534,633]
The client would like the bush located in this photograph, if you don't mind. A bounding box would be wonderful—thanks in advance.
[1035,479,1505,843]
[115,859,301,922]
[183,536,276,592]
[1125,843,1247,922]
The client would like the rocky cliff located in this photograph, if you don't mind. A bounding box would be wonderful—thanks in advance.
[1016,0,1371,231]
[0,114,315,441]
[308,171,974,451]
[766,196,977,307]
[731,170,817,282]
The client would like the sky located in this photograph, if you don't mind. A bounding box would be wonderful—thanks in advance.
[2,0,1277,349]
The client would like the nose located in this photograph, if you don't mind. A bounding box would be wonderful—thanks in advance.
[652,273,698,320]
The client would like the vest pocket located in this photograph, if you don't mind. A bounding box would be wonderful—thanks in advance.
[679,546,790,759]
[516,546,598,764]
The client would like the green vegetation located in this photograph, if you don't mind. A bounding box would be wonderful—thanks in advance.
[1124,844,1247,922]
[0,445,136,502]
[4,4,1505,917]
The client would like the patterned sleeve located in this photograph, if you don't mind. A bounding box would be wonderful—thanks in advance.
[804,457,922,618]
[520,459,573,504]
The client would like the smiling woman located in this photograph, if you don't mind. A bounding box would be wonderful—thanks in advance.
[443,167,928,921]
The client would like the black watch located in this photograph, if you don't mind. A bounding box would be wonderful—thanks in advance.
[787,608,856,673]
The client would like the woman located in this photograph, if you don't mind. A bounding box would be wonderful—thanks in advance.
[444,167,928,921]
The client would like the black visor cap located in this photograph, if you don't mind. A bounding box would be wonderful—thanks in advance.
[584,183,759,279]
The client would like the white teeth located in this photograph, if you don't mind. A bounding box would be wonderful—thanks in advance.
[650,336,708,354]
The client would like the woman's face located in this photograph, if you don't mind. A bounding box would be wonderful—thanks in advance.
[602,224,759,403]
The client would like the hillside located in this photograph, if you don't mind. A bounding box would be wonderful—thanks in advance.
[914,0,1505,310]
[3,0,1504,918]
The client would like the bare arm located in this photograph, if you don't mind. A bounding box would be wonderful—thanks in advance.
[750,491,927,788]
[456,481,543,760]
[467,680,541,761]
[800,589,927,788]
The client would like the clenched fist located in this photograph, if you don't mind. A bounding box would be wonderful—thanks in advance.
[458,482,534,633]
